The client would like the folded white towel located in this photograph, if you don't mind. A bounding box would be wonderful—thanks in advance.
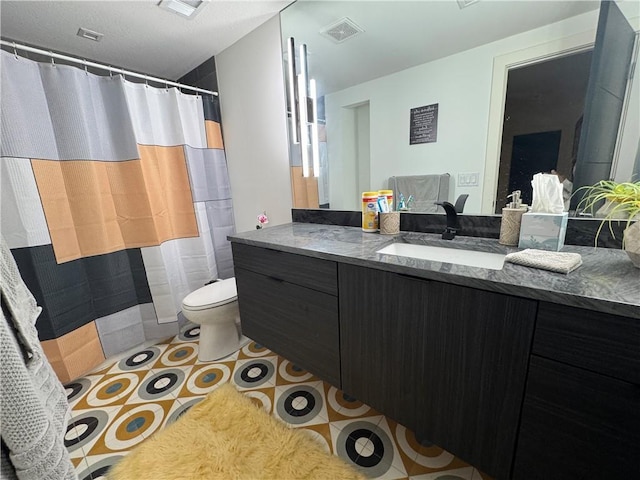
[505,249,582,274]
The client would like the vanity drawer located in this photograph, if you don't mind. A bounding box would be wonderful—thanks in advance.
[513,355,640,479]
[533,302,640,384]
[231,243,337,296]
[235,267,340,386]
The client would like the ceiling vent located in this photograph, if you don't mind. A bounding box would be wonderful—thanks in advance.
[77,27,103,42]
[457,0,480,9]
[158,0,206,19]
[320,17,364,44]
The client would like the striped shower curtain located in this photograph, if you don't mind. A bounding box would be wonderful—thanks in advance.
[0,50,235,381]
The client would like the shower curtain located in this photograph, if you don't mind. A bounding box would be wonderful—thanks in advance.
[0,50,235,381]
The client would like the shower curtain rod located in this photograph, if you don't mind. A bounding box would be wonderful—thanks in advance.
[0,39,219,96]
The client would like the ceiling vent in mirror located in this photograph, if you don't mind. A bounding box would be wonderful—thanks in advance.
[158,0,205,19]
[457,0,480,8]
[320,17,364,44]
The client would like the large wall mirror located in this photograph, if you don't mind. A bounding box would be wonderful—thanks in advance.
[280,0,640,216]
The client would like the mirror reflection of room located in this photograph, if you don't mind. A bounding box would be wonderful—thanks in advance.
[281,0,639,216]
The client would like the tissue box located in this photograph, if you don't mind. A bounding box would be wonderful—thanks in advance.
[518,212,568,251]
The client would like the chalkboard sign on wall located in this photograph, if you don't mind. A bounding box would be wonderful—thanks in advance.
[410,103,438,145]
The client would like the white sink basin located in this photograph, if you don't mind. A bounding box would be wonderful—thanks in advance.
[377,243,505,270]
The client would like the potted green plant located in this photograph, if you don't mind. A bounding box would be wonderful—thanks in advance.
[574,180,640,267]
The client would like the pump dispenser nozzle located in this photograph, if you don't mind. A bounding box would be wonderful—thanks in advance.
[507,190,522,209]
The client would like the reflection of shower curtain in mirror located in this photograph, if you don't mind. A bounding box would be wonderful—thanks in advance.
[0,50,235,381]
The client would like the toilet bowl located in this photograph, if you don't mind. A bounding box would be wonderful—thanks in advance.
[181,278,246,362]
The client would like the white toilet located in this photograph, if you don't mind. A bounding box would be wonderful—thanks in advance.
[181,277,247,362]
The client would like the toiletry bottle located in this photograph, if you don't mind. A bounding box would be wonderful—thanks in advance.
[499,190,527,246]
[362,191,379,232]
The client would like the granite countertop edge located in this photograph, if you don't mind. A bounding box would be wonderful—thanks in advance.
[229,223,640,320]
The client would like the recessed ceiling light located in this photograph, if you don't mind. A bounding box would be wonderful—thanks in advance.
[158,0,206,19]
[77,27,104,42]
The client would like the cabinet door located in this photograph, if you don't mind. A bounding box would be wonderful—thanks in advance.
[513,355,640,479]
[339,264,536,479]
[419,282,537,480]
[339,264,429,430]
[235,267,340,385]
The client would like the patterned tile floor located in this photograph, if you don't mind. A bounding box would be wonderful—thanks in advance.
[64,323,492,480]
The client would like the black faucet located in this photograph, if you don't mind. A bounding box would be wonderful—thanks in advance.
[435,201,458,240]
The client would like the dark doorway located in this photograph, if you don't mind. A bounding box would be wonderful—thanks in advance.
[495,50,592,212]
[508,131,561,206]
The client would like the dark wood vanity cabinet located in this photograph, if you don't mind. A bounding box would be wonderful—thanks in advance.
[232,243,340,385]
[339,263,537,479]
[512,303,640,479]
[231,241,639,479]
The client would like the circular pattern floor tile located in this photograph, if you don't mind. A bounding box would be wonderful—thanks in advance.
[64,377,93,403]
[243,390,273,413]
[278,359,313,383]
[185,364,231,395]
[233,360,275,388]
[77,456,124,480]
[240,341,269,358]
[117,346,162,371]
[135,368,185,401]
[275,384,324,425]
[178,324,200,341]
[104,405,164,451]
[327,386,370,417]
[85,373,140,407]
[157,343,198,367]
[165,398,204,426]
[65,410,110,452]
[336,420,394,477]
[395,423,454,469]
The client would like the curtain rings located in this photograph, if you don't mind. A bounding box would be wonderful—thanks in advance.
[49,51,55,67]
[144,75,149,88]
[165,80,169,92]
[83,59,88,75]
[108,65,113,78]
[13,42,18,59]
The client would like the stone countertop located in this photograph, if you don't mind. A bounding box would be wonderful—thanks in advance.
[229,223,640,319]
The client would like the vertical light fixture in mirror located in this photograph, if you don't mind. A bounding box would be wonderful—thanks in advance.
[286,37,299,145]
[286,36,321,209]
[288,37,320,178]
[310,78,321,176]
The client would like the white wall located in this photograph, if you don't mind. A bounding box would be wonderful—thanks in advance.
[216,15,292,233]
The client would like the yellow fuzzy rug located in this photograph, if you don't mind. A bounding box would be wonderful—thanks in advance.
[107,383,364,480]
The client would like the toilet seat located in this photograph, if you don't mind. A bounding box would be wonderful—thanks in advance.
[182,278,237,311]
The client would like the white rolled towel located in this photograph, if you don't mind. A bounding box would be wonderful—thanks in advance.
[505,249,582,274]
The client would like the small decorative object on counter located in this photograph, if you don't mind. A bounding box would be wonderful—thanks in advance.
[499,190,527,246]
[379,211,400,235]
[574,180,640,267]
[362,191,379,232]
[256,211,269,229]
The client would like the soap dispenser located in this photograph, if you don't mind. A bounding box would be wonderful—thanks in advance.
[499,190,527,246]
